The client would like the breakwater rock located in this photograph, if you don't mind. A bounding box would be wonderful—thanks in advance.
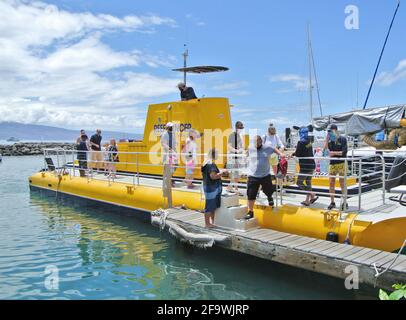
[0,142,75,156]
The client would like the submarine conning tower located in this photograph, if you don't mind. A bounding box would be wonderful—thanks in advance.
[117,97,235,176]
[117,50,234,176]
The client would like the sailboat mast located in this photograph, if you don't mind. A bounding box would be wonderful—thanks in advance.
[307,24,314,124]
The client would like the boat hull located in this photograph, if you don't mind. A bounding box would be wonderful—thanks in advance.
[29,172,406,253]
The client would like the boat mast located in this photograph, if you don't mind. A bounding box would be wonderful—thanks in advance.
[307,24,314,124]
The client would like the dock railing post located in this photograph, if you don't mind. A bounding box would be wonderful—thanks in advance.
[136,153,140,186]
[163,151,173,208]
[43,149,47,172]
[274,176,279,212]
[358,158,362,212]
[381,155,386,205]
[72,151,75,177]
[340,159,349,220]
[56,150,60,177]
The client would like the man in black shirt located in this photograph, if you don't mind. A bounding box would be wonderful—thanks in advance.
[324,124,348,210]
[292,127,318,207]
[177,82,197,101]
[90,129,103,172]
[77,134,88,177]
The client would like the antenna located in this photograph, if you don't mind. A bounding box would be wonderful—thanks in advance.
[182,45,189,85]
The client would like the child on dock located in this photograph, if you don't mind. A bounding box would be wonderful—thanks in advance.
[201,149,227,228]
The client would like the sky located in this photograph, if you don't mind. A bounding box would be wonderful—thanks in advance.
[0,0,405,134]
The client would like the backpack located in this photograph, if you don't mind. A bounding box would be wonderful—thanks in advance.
[278,157,288,176]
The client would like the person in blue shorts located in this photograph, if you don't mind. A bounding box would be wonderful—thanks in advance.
[201,149,227,228]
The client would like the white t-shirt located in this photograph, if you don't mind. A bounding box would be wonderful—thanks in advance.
[184,138,197,162]
[263,134,284,149]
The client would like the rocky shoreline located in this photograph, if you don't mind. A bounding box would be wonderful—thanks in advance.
[0,142,75,156]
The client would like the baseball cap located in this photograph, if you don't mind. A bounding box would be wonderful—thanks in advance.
[166,122,174,127]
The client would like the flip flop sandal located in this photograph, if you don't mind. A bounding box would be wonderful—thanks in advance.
[310,197,319,204]
[301,201,310,207]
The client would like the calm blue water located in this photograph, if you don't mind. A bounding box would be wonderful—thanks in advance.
[0,156,377,300]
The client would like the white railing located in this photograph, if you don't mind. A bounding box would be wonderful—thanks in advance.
[42,148,390,214]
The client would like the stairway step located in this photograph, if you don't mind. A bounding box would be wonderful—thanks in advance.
[229,206,247,219]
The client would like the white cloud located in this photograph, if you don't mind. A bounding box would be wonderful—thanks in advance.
[42,35,140,72]
[212,81,248,91]
[0,0,176,48]
[212,81,250,96]
[375,59,406,86]
[185,13,206,27]
[270,74,308,92]
[0,0,179,131]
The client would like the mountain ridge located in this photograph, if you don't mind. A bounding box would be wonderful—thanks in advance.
[0,122,141,141]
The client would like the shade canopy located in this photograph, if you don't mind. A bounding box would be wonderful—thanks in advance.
[313,104,406,136]
[172,66,229,74]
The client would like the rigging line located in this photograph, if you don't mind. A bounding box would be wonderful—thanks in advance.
[309,37,323,117]
[307,24,314,124]
[363,0,401,110]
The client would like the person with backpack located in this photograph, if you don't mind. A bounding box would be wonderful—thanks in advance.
[292,126,318,206]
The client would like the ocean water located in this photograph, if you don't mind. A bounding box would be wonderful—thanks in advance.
[0,156,377,300]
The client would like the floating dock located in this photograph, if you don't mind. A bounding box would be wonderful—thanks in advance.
[153,207,406,291]
[30,148,406,291]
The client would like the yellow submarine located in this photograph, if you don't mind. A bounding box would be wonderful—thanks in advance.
[29,65,406,255]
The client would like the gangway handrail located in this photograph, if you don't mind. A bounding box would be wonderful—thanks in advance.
[42,148,387,214]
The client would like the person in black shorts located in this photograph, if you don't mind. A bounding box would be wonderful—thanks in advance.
[324,124,348,210]
[245,136,285,220]
[292,126,318,206]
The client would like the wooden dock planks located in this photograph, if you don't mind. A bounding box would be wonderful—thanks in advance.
[162,207,406,291]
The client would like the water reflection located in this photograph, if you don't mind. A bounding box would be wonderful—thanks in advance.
[0,155,377,300]
[25,190,378,300]
[29,192,166,298]
[28,191,261,300]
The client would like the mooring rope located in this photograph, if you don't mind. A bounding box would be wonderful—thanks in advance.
[373,239,406,284]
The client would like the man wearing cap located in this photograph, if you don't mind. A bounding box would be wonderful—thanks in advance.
[177,82,197,101]
[226,121,245,194]
[325,124,348,210]
[161,122,178,185]
[245,135,285,220]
